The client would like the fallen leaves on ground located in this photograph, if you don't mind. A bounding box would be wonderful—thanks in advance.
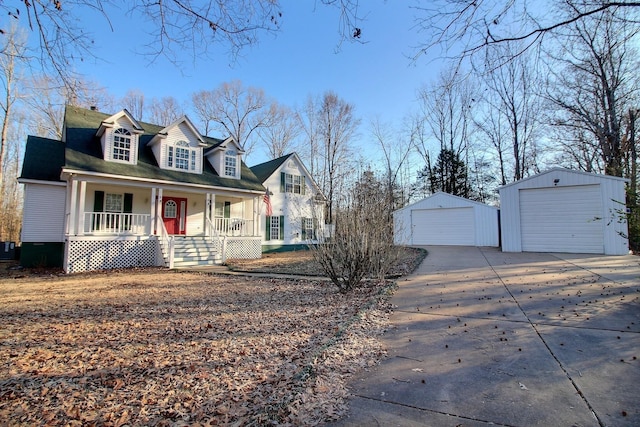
[225,247,427,278]
[0,269,394,426]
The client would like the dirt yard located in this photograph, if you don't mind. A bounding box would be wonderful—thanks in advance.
[0,248,425,426]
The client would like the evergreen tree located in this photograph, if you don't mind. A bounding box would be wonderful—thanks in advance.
[423,148,471,197]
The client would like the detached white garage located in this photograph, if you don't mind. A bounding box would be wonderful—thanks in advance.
[499,168,628,255]
[394,192,499,247]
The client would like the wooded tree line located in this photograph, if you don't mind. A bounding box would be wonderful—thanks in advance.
[1,1,639,252]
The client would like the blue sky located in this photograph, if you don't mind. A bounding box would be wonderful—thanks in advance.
[72,1,441,165]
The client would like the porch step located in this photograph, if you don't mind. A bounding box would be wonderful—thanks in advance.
[171,236,221,268]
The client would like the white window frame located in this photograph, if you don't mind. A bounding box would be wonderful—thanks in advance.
[112,128,132,162]
[284,173,303,194]
[224,148,238,178]
[167,140,199,172]
[269,216,280,240]
[105,193,124,213]
[303,217,314,240]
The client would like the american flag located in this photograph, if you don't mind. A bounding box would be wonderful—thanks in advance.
[263,188,273,216]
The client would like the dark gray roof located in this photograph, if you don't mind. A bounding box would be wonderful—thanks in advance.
[22,105,265,192]
[250,153,294,183]
[20,136,65,182]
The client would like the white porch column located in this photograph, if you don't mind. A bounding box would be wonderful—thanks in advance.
[155,188,163,234]
[150,188,157,235]
[77,181,87,236]
[205,193,211,236]
[68,178,78,236]
[254,196,260,237]
[210,193,216,233]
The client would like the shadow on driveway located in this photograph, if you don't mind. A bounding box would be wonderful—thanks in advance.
[329,246,640,427]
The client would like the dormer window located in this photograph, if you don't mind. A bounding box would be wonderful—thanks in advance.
[97,110,142,165]
[225,148,238,177]
[113,128,132,161]
[167,140,201,173]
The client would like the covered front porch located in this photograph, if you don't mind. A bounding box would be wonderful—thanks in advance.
[64,178,264,273]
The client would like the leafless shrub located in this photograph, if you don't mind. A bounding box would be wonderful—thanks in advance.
[311,170,398,293]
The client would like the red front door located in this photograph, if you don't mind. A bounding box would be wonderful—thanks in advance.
[162,197,187,235]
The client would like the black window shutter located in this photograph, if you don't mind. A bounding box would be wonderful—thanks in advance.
[302,177,306,195]
[265,216,271,241]
[123,193,133,213]
[94,191,105,212]
[280,172,286,192]
[93,191,104,230]
[279,216,285,240]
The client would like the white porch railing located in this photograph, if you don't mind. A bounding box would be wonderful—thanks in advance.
[213,217,255,237]
[159,220,174,269]
[84,212,151,235]
[206,218,225,262]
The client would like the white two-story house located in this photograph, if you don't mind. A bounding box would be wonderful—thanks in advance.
[250,153,326,252]
[19,105,266,273]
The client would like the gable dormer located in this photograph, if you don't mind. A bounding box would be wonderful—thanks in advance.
[96,109,144,165]
[204,137,245,180]
[147,116,207,174]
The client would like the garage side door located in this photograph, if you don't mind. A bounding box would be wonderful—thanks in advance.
[519,185,604,253]
[411,207,475,245]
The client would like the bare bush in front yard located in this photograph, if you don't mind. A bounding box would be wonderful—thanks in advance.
[311,170,398,293]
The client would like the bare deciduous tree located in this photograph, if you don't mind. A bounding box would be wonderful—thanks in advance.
[122,90,145,122]
[546,6,639,177]
[411,0,640,64]
[258,102,301,159]
[0,26,27,243]
[25,75,114,140]
[478,42,542,182]
[0,1,282,89]
[148,96,183,126]
[0,25,26,198]
[370,116,413,210]
[191,81,272,159]
[296,95,322,178]
[417,67,476,196]
[0,1,369,91]
[318,91,359,223]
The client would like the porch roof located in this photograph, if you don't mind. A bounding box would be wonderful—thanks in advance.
[23,105,265,193]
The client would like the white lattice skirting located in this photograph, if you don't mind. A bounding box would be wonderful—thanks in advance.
[224,237,262,259]
[66,236,161,274]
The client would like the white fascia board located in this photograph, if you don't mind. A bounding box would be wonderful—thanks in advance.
[498,167,629,191]
[18,178,67,187]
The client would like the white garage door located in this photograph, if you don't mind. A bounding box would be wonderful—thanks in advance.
[519,185,604,253]
[411,207,475,245]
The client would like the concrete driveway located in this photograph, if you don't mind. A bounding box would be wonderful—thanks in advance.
[330,246,640,427]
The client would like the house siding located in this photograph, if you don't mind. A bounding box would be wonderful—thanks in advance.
[22,183,67,242]
[499,168,628,255]
[259,157,323,249]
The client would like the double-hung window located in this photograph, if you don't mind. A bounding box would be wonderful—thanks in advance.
[105,193,124,213]
[302,217,315,240]
[282,172,305,194]
[167,140,199,172]
[175,141,190,170]
[225,148,237,177]
[112,128,131,161]
[265,215,284,240]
